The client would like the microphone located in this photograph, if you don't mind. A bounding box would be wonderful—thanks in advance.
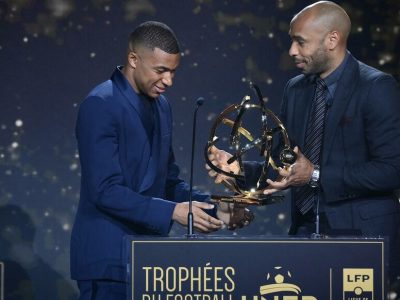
[311,195,326,239]
[196,97,205,106]
[326,98,333,108]
[187,97,205,238]
[312,196,321,238]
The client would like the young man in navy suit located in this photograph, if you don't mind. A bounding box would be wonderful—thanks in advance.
[208,1,400,295]
[71,21,251,300]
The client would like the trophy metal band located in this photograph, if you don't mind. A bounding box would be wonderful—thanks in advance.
[205,85,297,206]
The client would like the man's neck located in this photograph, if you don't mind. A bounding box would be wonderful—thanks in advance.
[320,49,347,79]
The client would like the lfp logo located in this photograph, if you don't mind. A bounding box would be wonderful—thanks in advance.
[343,268,374,300]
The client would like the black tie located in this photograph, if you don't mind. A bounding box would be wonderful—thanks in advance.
[295,77,328,215]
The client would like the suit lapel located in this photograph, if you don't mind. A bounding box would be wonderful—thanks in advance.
[111,67,149,130]
[322,55,359,164]
[111,67,160,193]
[139,97,170,194]
[139,105,161,193]
[153,95,170,175]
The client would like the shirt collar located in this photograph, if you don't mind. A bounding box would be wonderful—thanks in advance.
[323,51,350,87]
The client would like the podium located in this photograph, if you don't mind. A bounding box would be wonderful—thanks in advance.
[124,236,386,300]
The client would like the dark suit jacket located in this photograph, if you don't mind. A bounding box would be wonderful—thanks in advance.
[280,53,400,236]
[70,67,208,281]
[244,54,400,238]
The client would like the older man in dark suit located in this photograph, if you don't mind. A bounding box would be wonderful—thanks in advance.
[208,1,400,294]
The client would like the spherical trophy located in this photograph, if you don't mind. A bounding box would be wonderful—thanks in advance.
[205,85,296,205]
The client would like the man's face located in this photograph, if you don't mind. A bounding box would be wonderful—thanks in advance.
[288,14,331,77]
[130,47,180,98]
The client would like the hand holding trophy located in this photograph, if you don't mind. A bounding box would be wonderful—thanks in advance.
[205,84,297,207]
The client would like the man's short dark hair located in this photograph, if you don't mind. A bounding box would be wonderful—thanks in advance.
[129,21,180,54]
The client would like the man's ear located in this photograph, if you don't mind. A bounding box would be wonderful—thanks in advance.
[327,31,339,50]
[127,51,138,69]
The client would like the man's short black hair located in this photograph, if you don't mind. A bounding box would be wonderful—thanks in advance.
[129,21,180,54]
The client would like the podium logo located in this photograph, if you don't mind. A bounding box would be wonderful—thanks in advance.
[255,266,317,300]
[343,268,374,300]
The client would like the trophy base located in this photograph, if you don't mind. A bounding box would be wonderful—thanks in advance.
[210,194,284,206]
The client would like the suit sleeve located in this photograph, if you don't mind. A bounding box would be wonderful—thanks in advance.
[76,96,176,235]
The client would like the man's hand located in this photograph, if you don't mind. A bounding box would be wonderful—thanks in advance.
[264,146,314,195]
[216,202,254,230]
[206,146,240,184]
[172,201,224,233]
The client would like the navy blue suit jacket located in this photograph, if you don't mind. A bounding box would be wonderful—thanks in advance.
[71,67,208,281]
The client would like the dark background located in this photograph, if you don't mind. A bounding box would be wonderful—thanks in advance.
[0,0,399,299]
